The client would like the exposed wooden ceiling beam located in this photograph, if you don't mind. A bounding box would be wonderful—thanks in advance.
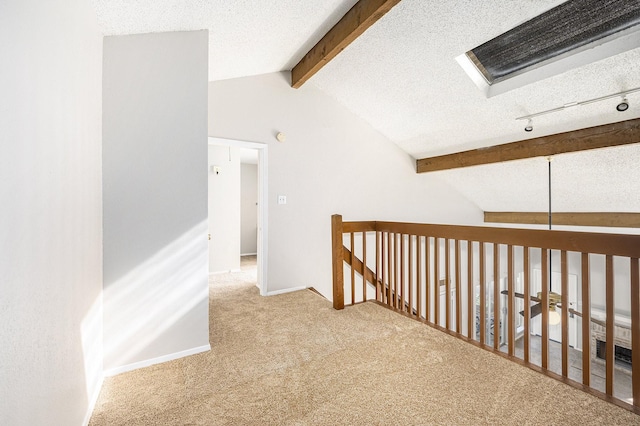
[416,118,640,173]
[291,0,402,89]
[484,212,640,228]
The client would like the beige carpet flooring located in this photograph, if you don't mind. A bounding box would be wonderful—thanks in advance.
[90,262,640,425]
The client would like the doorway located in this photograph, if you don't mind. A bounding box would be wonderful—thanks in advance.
[207,137,268,295]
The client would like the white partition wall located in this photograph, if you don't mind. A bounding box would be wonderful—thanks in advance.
[102,30,210,373]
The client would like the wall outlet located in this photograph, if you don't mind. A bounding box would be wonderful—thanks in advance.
[278,195,287,205]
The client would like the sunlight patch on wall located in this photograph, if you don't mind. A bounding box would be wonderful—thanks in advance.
[80,294,103,404]
[103,220,208,371]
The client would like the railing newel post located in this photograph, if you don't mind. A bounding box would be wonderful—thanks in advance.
[331,214,345,310]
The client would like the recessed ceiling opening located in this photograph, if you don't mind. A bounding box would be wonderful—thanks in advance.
[457,0,640,97]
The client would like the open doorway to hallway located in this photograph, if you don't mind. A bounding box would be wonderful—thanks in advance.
[207,137,268,295]
[239,150,258,276]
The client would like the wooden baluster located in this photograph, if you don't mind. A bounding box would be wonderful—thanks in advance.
[456,240,461,335]
[493,243,500,351]
[393,232,397,308]
[330,214,344,310]
[606,255,614,396]
[362,231,367,303]
[350,232,355,305]
[375,231,380,302]
[468,240,473,340]
[417,236,422,319]
[393,233,398,309]
[561,250,569,377]
[400,234,405,312]
[631,257,640,408]
[386,232,390,306]
[507,245,514,356]
[394,234,399,310]
[382,231,391,306]
[426,237,431,323]
[387,232,392,306]
[389,232,392,306]
[581,253,590,386]
[524,247,530,364]
[435,238,440,326]
[445,238,451,330]
[541,248,549,370]
[390,232,395,308]
[409,235,414,316]
[386,232,392,306]
[480,242,486,346]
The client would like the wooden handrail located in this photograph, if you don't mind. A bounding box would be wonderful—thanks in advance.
[375,221,640,258]
[339,218,640,257]
[330,214,640,414]
[343,221,377,233]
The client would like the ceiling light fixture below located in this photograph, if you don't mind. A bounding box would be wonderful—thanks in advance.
[617,97,629,112]
[548,306,561,326]
[524,119,533,132]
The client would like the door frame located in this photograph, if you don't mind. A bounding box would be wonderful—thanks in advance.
[208,137,268,296]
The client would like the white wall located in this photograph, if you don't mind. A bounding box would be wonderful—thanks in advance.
[0,0,103,424]
[209,72,483,298]
[209,145,241,273]
[103,31,209,372]
[241,164,258,255]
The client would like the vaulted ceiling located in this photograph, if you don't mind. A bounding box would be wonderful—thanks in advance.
[93,0,640,222]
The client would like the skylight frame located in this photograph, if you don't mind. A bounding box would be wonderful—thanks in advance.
[457,1,640,98]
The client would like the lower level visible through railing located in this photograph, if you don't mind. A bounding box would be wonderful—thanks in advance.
[331,214,640,414]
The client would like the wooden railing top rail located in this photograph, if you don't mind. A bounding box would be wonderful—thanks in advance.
[343,221,376,233]
[341,219,640,258]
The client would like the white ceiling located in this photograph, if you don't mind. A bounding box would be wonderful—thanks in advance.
[92,0,640,216]
[93,0,359,81]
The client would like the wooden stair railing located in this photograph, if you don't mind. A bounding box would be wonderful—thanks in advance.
[331,214,640,415]
[343,245,414,312]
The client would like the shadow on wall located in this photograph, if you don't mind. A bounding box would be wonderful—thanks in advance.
[103,220,208,371]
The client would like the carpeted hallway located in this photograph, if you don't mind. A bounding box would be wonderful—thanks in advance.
[89,261,640,425]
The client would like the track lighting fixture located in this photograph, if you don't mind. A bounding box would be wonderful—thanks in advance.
[524,119,533,132]
[516,86,639,129]
[617,97,629,112]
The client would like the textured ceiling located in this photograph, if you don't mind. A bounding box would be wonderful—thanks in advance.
[93,0,640,216]
[310,0,640,158]
[92,0,359,81]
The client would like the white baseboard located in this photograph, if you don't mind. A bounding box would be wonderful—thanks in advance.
[103,344,211,377]
[241,253,257,256]
[266,286,307,297]
[82,375,104,426]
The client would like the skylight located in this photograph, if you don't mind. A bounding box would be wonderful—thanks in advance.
[457,0,640,97]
